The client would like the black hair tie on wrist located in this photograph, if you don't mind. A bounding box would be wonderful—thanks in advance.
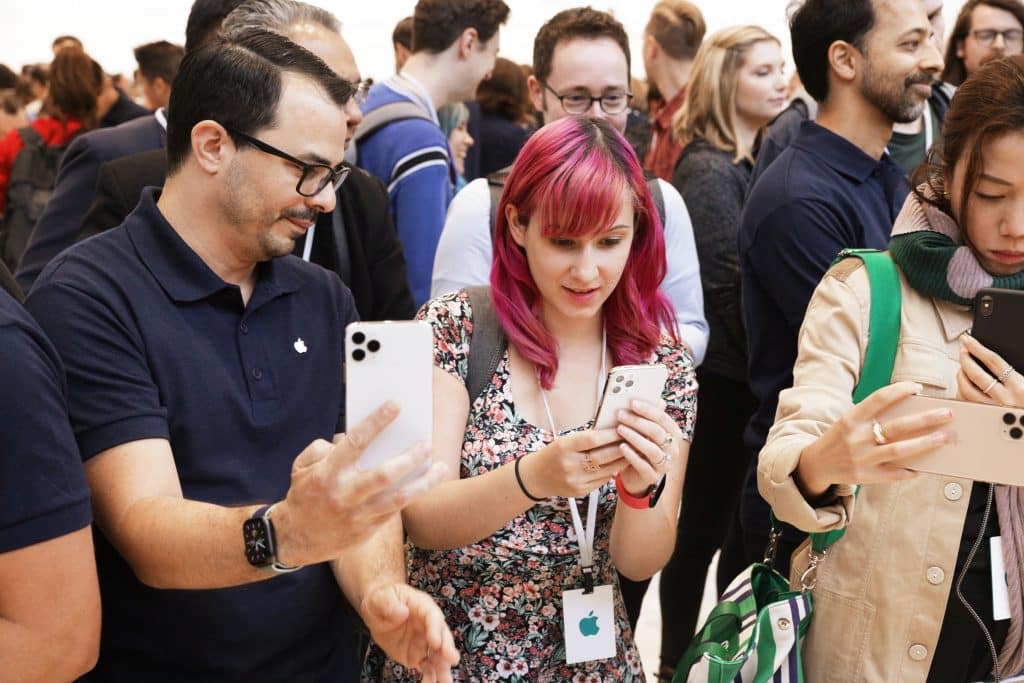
[514,455,544,502]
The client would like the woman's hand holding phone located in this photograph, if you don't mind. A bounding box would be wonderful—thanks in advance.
[518,429,624,499]
[794,382,953,500]
[958,333,1024,407]
[614,399,684,495]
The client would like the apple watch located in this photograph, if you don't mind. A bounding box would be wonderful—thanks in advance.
[243,504,301,573]
[615,473,668,509]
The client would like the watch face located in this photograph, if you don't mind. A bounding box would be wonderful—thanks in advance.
[243,517,272,566]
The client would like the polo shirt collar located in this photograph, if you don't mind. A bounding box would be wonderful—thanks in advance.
[791,120,893,184]
[125,188,305,304]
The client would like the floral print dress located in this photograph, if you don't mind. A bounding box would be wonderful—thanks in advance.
[362,290,697,682]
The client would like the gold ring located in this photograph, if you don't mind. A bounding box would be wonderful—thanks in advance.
[583,453,598,473]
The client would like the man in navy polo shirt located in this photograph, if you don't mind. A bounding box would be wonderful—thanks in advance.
[26,30,457,681]
[733,0,943,573]
[0,283,100,680]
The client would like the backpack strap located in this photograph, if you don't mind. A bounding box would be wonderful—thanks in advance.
[352,101,432,146]
[16,126,43,148]
[809,248,902,555]
[644,174,666,230]
[486,166,512,240]
[465,285,507,405]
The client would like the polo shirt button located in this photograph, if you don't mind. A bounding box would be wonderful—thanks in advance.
[908,643,928,661]
[944,482,963,501]
[926,566,945,585]
[240,322,249,334]
[252,367,263,380]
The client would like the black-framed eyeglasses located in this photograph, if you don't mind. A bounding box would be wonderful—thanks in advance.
[225,126,349,197]
[971,28,1024,47]
[539,81,633,115]
[352,78,373,105]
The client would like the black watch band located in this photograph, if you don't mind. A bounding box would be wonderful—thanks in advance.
[242,504,301,573]
[648,474,668,508]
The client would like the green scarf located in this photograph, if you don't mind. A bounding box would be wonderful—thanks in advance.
[888,187,1024,306]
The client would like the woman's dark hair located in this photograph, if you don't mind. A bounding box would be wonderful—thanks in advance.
[165,29,354,174]
[46,47,102,129]
[476,57,530,123]
[942,0,1024,85]
[914,55,1024,239]
[790,0,876,102]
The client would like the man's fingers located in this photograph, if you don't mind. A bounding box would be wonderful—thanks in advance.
[331,401,401,468]
[292,438,334,471]
[356,461,448,516]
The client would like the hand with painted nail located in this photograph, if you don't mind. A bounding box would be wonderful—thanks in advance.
[794,382,954,500]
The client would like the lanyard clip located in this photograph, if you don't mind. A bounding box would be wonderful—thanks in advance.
[581,565,594,594]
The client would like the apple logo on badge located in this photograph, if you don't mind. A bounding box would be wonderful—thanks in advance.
[579,611,600,637]
[293,338,308,354]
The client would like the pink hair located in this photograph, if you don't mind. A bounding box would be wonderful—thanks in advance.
[490,116,677,389]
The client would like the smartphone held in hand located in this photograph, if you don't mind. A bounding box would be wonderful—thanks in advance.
[593,364,668,430]
[881,394,1024,486]
[345,321,432,473]
[973,288,1024,372]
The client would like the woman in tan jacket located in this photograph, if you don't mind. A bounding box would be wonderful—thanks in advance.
[759,56,1024,682]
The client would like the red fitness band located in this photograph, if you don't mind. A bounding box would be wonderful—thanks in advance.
[615,473,654,509]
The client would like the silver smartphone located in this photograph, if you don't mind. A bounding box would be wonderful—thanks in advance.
[345,321,432,473]
[881,394,1024,486]
[593,364,669,430]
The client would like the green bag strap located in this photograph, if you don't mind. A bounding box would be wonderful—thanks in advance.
[810,248,901,554]
[674,601,745,680]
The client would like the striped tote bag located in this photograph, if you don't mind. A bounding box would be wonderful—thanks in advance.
[674,563,811,683]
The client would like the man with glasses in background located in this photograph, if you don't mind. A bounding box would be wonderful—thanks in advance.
[430,7,707,630]
[942,0,1024,85]
[24,29,459,681]
[431,6,707,373]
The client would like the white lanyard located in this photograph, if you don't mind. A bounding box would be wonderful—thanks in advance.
[537,328,607,591]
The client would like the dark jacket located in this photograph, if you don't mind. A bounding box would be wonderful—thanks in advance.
[79,149,415,321]
[99,90,150,128]
[15,114,165,291]
[671,136,751,382]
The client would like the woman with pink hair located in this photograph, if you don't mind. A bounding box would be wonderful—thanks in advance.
[364,116,697,681]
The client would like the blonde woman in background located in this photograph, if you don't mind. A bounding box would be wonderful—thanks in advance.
[657,25,786,681]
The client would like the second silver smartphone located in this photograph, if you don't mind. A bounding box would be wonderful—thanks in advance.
[593,364,669,430]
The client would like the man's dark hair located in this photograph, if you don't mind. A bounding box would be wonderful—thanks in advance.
[790,0,876,102]
[393,16,413,50]
[27,64,48,88]
[411,0,510,54]
[184,0,248,53]
[0,65,18,90]
[0,90,22,116]
[533,7,631,84]
[942,0,1024,85]
[166,29,354,173]
[645,0,706,61]
[134,41,186,85]
[51,35,83,51]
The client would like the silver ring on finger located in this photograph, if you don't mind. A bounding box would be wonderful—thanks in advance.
[871,419,888,446]
[983,377,1000,395]
[998,365,1016,383]
[653,451,670,466]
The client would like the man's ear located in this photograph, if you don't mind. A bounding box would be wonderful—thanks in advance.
[527,75,545,114]
[190,120,232,175]
[505,204,527,247]
[458,27,479,59]
[643,34,659,63]
[827,40,860,86]
[154,78,171,107]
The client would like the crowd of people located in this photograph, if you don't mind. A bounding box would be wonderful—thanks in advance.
[2,0,1024,681]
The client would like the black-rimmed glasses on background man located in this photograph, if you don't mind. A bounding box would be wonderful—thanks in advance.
[225,126,350,197]
[352,78,373,105]
[971,28,1024,48]
[539,81,633,115]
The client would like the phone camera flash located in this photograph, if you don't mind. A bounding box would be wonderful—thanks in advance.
[980,295,994,317]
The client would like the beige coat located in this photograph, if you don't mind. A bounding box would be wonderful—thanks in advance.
[758,257,977,682]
